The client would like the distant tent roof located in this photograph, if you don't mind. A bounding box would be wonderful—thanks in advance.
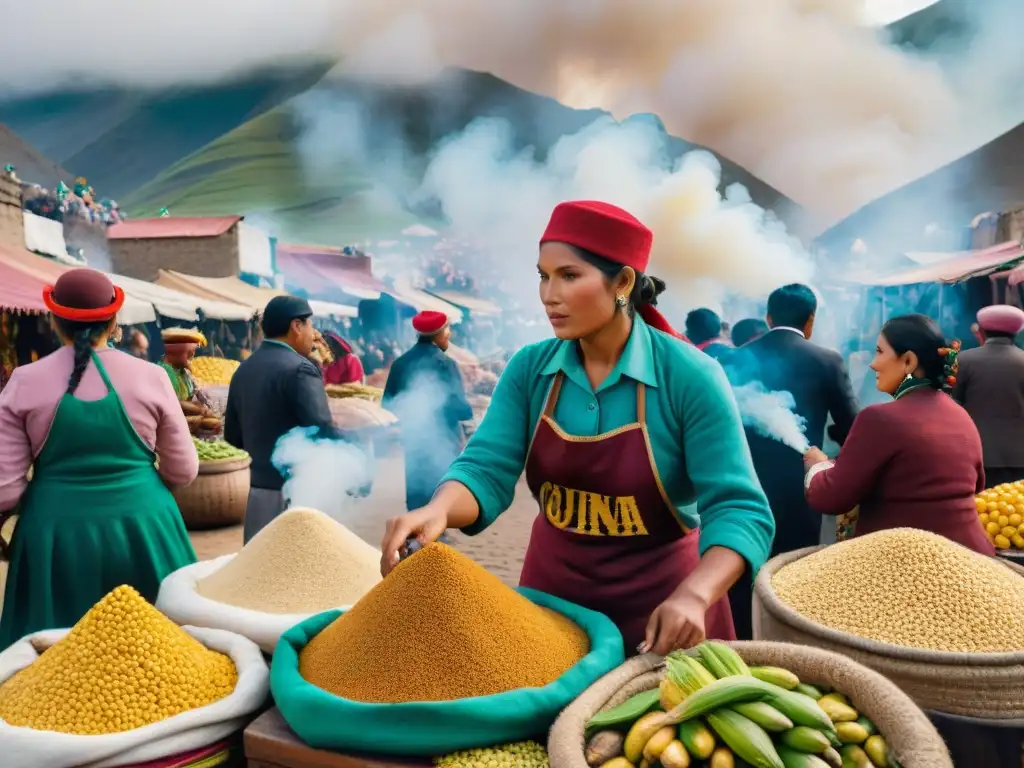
[275,245,388,301]
[0,255,49,314]
[845,241,1024,286]
[107,216,241,240]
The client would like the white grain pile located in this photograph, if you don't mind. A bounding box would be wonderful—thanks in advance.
[196,507,382,613]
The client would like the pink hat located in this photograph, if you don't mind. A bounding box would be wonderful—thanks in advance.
[412,311,448,335]
[977,305,1024,335]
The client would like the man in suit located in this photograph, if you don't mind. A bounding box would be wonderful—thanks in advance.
[383,311,473,517]
[954,304,1024,486]
[724,283,859,638]
[225,295,339,542]
[685,307,732,361]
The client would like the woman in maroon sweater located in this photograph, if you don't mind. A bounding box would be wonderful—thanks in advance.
[803,314,994,555]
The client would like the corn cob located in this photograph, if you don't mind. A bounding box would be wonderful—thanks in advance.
[677,718,716,759]
[704,641,751,676]
[661,677,686,711]
[705,709,785,768]
[624,712,669,763]
[663,676,774,723]
[586,688,660,732]
[863,735,890,768]
[821,746,843,768]
[750,666,801,690]
[776,745,832,768]
[643,726,677,762]
[732,701,794,732]
[659,740,692,768]
[835,721,870,744]
[794,683,824,700]
[710,746,735,768]
[770,690,837,733]
[779,726,831,754]
[855,716,877,736]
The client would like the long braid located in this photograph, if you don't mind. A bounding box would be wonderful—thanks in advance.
[57,319,110,395]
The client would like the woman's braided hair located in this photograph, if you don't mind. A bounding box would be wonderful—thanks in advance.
[54,317,112,395]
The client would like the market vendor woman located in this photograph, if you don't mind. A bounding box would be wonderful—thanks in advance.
[0,269,198,648]
[382,201,775,655]
[159,327,208,403]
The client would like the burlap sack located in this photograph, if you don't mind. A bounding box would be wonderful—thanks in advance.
[548,642,952,768]
[754,546,1024,723]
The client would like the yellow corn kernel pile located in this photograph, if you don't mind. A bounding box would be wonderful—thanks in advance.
[772,528,1024,653]
[0,585,238,734]
[190,357,240,387]
[975,481,1024,550]
[435,741,549,767]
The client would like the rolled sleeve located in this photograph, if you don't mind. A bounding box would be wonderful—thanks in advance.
[681,360,775,575]
[440,349,533,535]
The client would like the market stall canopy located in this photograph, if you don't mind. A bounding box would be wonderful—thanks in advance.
[0,258,49,314]
[426,289,502,316]
[388,276,463,324]
[22,212,67,259]
[845,241,1024,287]
[105,273,254,322]
[276,243,388,301]
[0,243,155,324]
[155,270,356,319]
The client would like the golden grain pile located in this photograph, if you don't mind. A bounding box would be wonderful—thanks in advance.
[190,357,240,387]
[772,528,1024,652]
[0,585,237,734]
[197,508,382,613]
[299,543,590,703]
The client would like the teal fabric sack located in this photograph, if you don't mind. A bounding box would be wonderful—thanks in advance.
[270,587,625,756]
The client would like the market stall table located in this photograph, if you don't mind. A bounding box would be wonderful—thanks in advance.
[244,709,434,768]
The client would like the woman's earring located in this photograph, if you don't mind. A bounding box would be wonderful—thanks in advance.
[615,295,628,308]
[903,372,913,381]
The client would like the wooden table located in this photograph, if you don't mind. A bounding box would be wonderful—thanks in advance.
[244,708,434,768]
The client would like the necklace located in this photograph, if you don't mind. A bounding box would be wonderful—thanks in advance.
[893,377,931,401]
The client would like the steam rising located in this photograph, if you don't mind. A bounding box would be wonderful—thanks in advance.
[417,117,815,311]
[1,0,1020,225]
[733,382,810,453]
[271,426,373,524]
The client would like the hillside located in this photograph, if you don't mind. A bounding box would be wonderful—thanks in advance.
[122,68,798,245]
[0,62,332,197]
[0,124,71,188]
[815,120,1024,253]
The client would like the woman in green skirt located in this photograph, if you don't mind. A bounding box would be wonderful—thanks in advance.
[0,269,199,648]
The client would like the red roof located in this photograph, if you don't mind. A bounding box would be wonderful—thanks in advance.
[0,255,50,314]
[276,248,388,297]
[107,216,241,240]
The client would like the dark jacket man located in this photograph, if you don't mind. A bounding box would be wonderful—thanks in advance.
[225,296,337,542]
[383,311,473,511]
[724,284,859,638]
[954,305,1024,486]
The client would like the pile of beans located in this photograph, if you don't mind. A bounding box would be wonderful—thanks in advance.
[772,528,1024,652]
[299,543,590,702]
[197,508,382,613]
[0,585,237,734]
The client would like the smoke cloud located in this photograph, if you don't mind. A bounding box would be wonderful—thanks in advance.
[1,1,1020,227]
[732,382,811,453]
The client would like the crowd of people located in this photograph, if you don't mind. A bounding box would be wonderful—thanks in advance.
[3,165,125,226]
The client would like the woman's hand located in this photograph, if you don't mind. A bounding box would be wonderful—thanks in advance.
[380,504,449,576]
[803,446,828,469]
[640,585,708,655]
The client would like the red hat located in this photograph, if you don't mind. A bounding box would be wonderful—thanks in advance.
[539,200,687,342]
[412,310,448,335]
[43,268,124,322]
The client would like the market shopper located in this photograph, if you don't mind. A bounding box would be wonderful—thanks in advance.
[803,314,994,555]
[322,333,365,385]
[225,295,338,543]
[381,201,775,656]
[953,305,1024,486]
[0,269,198,648]
[685,308,731,360]
[383,311,473,516]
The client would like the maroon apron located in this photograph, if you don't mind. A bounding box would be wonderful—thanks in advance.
[519,372,736,653]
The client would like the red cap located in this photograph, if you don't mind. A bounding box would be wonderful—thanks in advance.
[540,200,688,342]
[540,200,653,273]
[412,310,448,335]
[43,268,124,322]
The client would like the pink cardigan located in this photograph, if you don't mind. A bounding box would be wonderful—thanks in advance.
[0,346,199,512]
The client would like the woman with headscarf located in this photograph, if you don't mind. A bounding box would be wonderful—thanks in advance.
[803,314,993,554]
[322,333,365,385]
[0,269,199,648]
[381,201,774,655]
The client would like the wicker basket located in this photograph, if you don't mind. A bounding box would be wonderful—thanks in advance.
[172,456,251,531]
[548,642,953,768]
[754,546,1024,723]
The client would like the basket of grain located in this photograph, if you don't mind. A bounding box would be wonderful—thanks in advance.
[548,641,952,768]
[172,455,251,530]
[156,508,382,654]
[270,543,626,757]
[753,528,1024,722]
[0,585,268,768]
[327,397,398,431]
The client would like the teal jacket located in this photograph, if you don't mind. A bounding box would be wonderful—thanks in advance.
[441,318,776,575]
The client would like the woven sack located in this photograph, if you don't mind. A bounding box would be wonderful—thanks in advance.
[270,588,625,756]
[754,546,1024,723]
[0,626,268,768]
[548,642,952,768]
[172,457,251,530]
[155,555,366,655]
